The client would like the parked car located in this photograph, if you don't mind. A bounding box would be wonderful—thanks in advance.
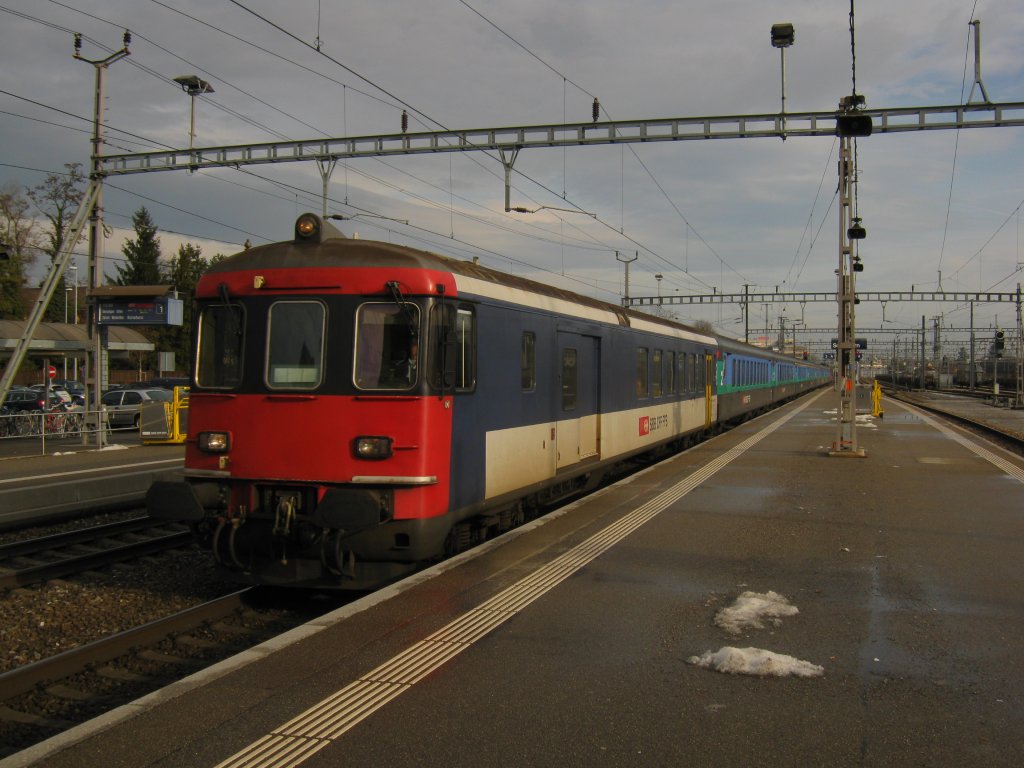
[101,387,173,429]
[51,379,86,404]
[29,384,73,406]
[51,379,84,394]
[144,377,190,390]
[3,388,65,412]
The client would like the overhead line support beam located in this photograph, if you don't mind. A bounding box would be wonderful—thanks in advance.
[95,102,1024,177]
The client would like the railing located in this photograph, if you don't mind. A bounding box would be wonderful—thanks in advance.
[0,407,137,455]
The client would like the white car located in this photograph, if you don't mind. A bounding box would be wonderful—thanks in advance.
[102,388,173,429]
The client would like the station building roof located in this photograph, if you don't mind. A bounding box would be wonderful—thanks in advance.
[0,320,154,360]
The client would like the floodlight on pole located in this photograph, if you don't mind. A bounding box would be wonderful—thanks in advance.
[770,23,795,139]
[174,75,215,150]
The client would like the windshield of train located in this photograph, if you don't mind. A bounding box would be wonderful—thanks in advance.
[266,301,325,389]
[195,303,245,388]
[354,302,420,390]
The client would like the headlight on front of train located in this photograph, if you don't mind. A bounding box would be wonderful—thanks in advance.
[354,436,393,460]
[198,431,231,453]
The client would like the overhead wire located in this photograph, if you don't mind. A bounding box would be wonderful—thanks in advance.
[219,0,683,280]
[0,8,622,272]
[455,0,739,291]
[140,0,640,269]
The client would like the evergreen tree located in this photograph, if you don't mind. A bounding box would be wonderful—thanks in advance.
[115,207,162,286]
[28,163,86,320]
[0,184,38,319]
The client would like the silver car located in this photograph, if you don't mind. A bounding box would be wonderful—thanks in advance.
[102,388,173,429]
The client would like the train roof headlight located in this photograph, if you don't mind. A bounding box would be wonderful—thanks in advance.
[354,436,393,460]
[295,213,321,242]
[199,431,230,453]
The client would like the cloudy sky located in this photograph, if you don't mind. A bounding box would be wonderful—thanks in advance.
[2,0,1022,351]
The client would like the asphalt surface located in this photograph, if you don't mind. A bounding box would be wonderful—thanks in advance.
[0,430,183,528]
[6,389,1024,767]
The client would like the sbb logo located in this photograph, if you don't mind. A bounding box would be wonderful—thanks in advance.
[639,416,650,436]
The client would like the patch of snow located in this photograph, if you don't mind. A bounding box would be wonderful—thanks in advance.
[688,646,824,678]
[98,444,130,451]
[714,590,798,634]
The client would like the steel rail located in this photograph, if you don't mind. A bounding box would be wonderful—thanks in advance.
[0,528,193,590]
[0,516,157,559]
[0,588,252,701]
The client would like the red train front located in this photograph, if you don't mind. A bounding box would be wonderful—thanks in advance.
[148,214,464,588]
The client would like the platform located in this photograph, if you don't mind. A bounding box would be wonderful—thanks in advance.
[0,443,183,529]
[6,389,1024,767]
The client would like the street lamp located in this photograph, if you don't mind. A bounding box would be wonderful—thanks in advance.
[770,23,795,139]
[173,75,215,150]
[655,274,663,299]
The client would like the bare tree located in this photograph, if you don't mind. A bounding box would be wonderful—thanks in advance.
[27,163,87,320]
[0,184,39,319]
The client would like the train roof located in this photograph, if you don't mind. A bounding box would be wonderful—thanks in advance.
[206,230,720,346]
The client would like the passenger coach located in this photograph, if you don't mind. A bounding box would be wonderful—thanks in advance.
[149,213,828,588]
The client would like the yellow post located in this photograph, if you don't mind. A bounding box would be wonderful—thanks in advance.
[871,380,884,418]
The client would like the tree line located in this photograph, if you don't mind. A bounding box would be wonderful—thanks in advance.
[0,163,232,376]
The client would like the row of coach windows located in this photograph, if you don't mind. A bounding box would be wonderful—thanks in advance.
[732,359,771,387]
[636,347,705,398]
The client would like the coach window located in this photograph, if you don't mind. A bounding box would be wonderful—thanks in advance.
[266,301,325,389]
[652,349,663,397]
[562,348,578,410]
[635,347,649,398]
[355,302,421,390]
[521,332,536,390]
[454,308,476,390]
[196,303,245,389]
[666,351,675,395]
[429,303,476,392]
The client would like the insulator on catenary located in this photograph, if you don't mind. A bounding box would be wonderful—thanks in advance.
[592,98,599,123]
[401,110,408,133]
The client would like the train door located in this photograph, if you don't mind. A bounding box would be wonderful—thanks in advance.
[704,352,715,429]
[556,332,600,470]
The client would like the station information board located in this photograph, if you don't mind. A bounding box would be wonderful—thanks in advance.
[97,297,183,326]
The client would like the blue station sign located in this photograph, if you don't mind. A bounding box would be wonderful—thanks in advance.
[97,296,183,326]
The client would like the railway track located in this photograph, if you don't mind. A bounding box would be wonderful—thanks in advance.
[884,388,1024,454]
[0,517,192,590]
[0,586,334,759]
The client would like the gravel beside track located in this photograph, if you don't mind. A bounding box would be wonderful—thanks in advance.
[1,545,231,673]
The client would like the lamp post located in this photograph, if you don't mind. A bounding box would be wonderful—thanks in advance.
[173,75,215,150]
[771,23,795,138]
[655,274,663,300]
